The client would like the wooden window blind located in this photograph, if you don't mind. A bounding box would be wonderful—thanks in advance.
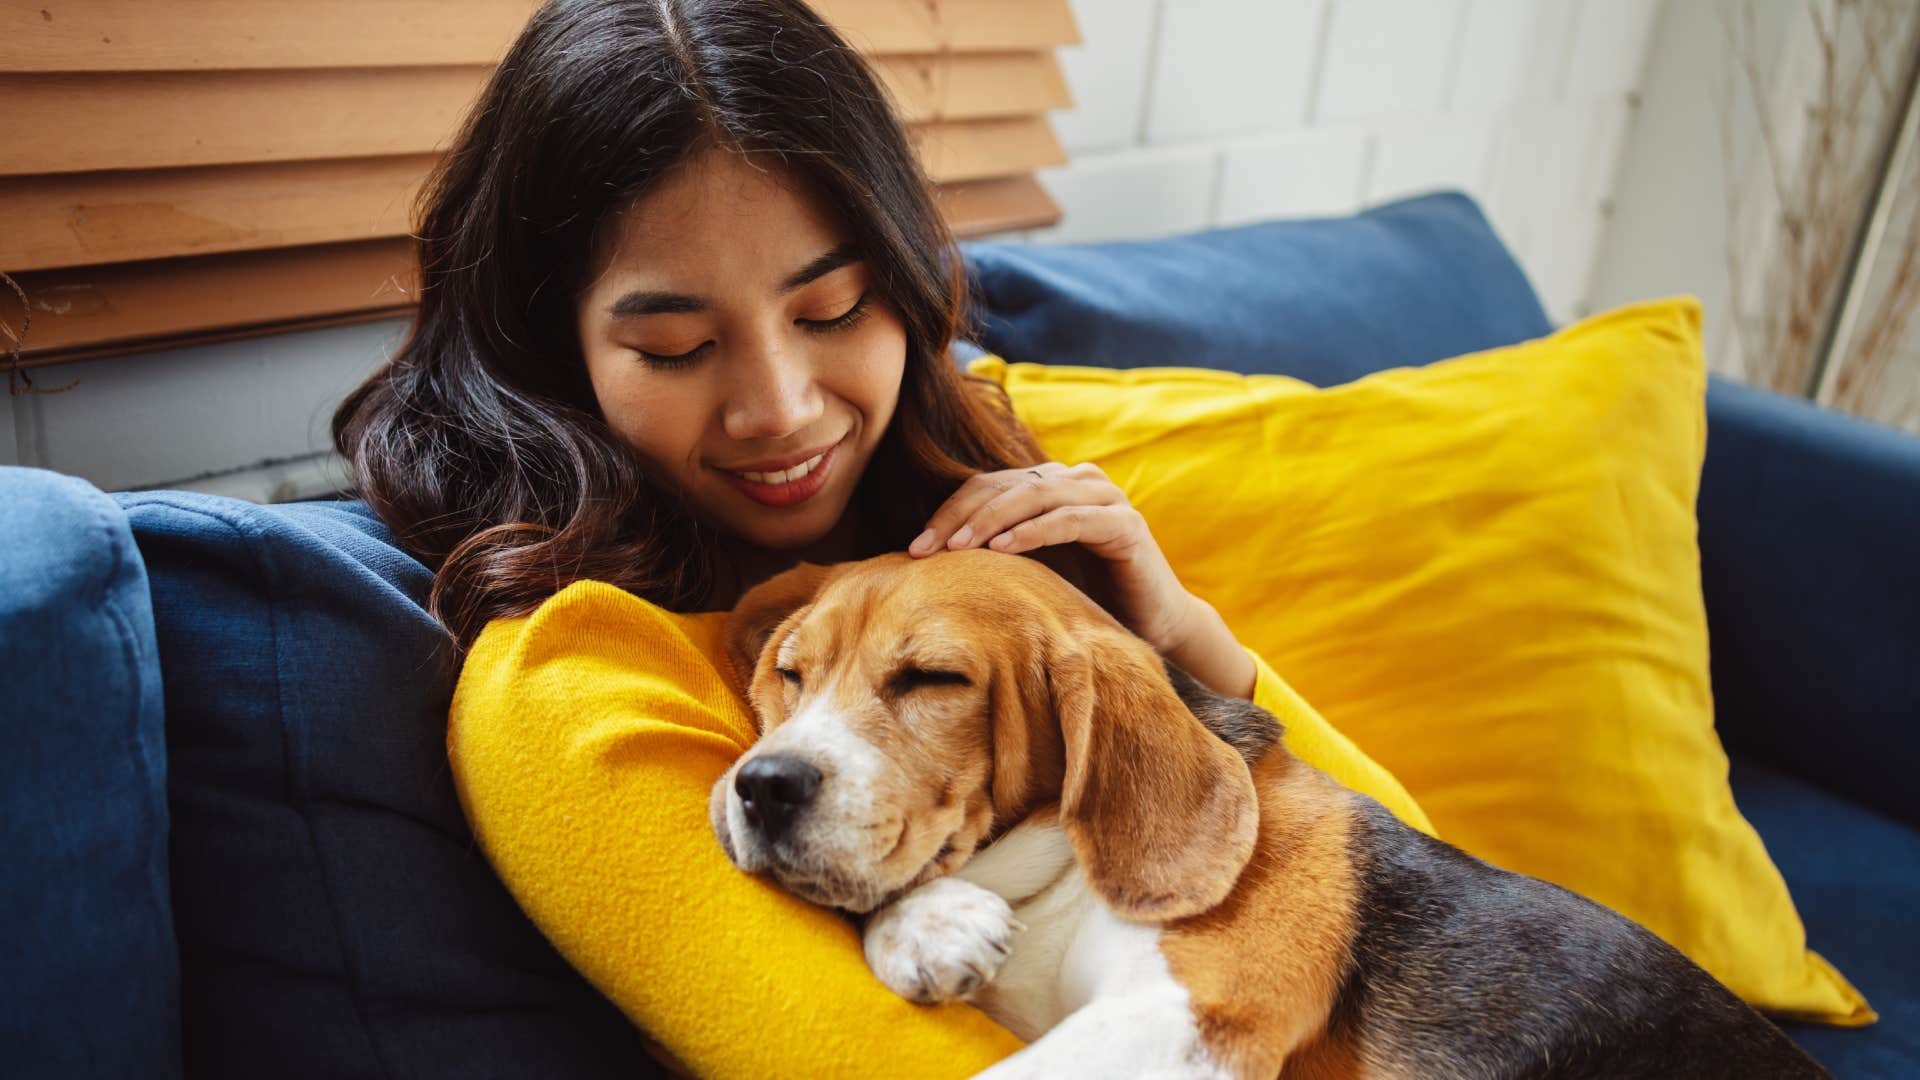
[0,0,1072,369]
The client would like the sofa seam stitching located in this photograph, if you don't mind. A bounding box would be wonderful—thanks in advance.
[85,485,182,1057]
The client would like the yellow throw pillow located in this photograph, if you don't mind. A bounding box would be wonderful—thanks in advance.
[971,297,1872,1025]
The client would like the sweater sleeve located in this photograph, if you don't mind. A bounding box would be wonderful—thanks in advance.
[448,580,1024,1078]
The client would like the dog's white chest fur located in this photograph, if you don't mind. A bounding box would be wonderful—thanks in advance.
[933,822,1227,1079]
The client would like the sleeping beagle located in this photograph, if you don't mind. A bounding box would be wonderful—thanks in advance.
[709,550,1828,1079]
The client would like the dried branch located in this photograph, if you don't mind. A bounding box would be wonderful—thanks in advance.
[1715,0,1918,407]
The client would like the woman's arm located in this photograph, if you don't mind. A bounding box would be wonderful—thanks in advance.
[1161,593,1258,701]
[449,580,1023,1078]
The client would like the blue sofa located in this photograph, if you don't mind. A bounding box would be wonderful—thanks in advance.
[4,193,1913,1078]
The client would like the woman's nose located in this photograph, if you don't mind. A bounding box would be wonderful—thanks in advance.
[722,342,823,441]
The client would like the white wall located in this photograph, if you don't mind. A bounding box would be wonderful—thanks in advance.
[7,0,1664,501]
[7,319,405,500]
[1587,0,1795,382]
[1590,0,1920,435]
[1036,0,1661,324]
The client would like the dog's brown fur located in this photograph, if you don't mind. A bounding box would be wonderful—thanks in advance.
[1162,753,1367,1079]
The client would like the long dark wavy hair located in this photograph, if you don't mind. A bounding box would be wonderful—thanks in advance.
[333,0,1044,648]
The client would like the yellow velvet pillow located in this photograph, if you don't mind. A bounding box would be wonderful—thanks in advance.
[970,297,1871,1025]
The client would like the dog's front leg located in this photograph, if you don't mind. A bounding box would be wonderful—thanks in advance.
[969,991,1229,1080]
[863,876,1022,1004]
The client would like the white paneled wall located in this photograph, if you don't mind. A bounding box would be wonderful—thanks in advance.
[1315,0,1464,123]
[1216,129,1370,225]
[1036,0,1663,326]
[6,0,1664,500]
[7,319,405,499]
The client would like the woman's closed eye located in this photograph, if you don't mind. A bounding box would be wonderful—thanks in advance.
[634,291,873,370]
[638,340,714,369]
[798,290,871,334]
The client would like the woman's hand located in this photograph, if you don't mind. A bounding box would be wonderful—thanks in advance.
[908,462,1185,649]
[907,462,1255,698]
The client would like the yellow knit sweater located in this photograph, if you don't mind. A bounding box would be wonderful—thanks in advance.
[449,578,1432,1079]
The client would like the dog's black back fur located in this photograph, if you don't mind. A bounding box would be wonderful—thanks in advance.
[1329,798,1830,1079]
[1163,660,1280,762]
[1164,661,1827,1078]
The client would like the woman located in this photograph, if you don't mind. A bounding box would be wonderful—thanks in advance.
[333,0,1411,1074]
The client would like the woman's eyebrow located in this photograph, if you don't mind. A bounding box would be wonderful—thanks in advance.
[779,242,863,292]
[605,242,863,319]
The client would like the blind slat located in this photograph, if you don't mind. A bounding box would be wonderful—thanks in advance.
[0,156,432,273]
[0,69,489,175]
[1,238,416,368]
[2,52,1069,176]
[813,0,1079,52]
[911,117,1066,184]
[0,1,541,71]
[2,0,1076,71]
[875,52,1072,124]
[943,175,1061,238]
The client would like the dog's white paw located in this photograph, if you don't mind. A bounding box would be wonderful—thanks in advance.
[864,877,1022,1004]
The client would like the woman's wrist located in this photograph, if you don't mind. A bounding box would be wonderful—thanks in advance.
[1158,592,1258,701]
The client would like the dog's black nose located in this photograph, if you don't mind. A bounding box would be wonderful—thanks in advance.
[735,755,821,841]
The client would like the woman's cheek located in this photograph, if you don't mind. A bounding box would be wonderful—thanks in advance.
[601,377,705,477]
[850,311,910,415]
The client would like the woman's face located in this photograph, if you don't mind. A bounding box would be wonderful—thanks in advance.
[576,149,908,554]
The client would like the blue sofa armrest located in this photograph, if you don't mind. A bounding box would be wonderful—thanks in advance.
[1698,376,1920,825]
[0,467,181,1079]
[116,492,654,1080]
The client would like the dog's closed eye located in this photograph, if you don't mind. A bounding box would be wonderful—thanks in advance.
[888,666,973,696]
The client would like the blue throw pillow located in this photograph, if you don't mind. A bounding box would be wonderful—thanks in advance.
[961,190,1553,384]
[115,493,658,1079]
[1,467,179,1080]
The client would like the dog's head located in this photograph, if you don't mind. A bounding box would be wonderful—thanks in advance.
[709,549,1262,921]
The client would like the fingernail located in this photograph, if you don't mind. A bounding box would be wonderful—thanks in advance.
[910,529,936,555]
[949,525,974,548]
[989,533,1015,550]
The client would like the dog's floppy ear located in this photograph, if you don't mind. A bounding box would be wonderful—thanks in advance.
[724,562,843,695]
[1051,624,1260,922]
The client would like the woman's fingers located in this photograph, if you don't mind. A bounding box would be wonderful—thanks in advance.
[907,462,1196,659]
[985,503,1140,555]
[908,462,1070,555]
[957,472,1123,552]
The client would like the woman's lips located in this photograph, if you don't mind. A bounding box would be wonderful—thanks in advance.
[719,440,839,507]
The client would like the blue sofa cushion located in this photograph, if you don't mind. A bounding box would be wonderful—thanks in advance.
[1732,757,1920,1076]
[1701,378,1920,826]
[1,467,180,1080]
[115,493,656,1079]
[961,190,1554,384]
